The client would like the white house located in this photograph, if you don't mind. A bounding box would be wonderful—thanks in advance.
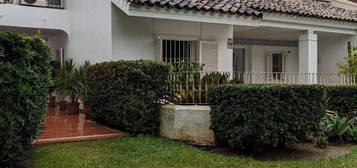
[1,0,357,84]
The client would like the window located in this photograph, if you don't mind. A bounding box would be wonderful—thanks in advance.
[161,40,198,69]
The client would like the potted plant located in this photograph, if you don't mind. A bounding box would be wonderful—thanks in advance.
[55,59,75,111]
[67,60,83,114]
[79,61,92,118]
[48,61,60,107]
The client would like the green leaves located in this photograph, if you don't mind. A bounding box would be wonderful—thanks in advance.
[348,126,357,141]
[0,32,51,167]
[324,115,354,144]
[87,60,172,135]
[208,84,326,152]
[326,86,357,118]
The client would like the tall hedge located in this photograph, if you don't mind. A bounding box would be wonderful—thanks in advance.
[208,84,326,152]
[326,85,357,117]
[0,32,51,167]
[87,60,172,135]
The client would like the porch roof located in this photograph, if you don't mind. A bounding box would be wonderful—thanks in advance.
[130,0,357,23]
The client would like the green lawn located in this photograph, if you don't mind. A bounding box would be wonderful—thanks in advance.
[29,137,357,168]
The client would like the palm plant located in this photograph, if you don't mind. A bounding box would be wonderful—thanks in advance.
[79,61,91,105]
[324,115,351,144]
[55,60,75,101]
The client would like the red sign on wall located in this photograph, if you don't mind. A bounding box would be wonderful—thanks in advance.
[227,38,233,49]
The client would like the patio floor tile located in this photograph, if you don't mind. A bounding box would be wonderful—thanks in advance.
[33,107,126,146]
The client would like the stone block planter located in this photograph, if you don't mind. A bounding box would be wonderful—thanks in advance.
[160,105,215,146]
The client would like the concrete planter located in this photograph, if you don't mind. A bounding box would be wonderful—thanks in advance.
[160,105,215,146]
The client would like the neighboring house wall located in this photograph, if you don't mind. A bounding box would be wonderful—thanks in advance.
[111,6,233,71]
[66,0,113,64]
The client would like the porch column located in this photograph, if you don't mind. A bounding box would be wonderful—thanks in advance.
[299,30,318,83]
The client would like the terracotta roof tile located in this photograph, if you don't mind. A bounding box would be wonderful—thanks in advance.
[129,0,357,22]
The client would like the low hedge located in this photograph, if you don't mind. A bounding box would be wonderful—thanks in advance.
[208,84,327,152]
[87,60,172,135]
[326,85,357,118]
[0,32,51,167]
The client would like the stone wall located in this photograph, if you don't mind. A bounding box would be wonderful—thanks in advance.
[160,105,215,146]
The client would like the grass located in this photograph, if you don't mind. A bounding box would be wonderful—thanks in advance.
[29,137,357,168]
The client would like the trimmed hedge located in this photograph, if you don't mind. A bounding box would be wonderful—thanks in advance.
[326,85,357,118]
[208,84,326,152]
[0,32,51,167]
[87,60,172,135]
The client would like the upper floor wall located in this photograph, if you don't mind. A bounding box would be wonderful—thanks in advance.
[0,0,69,33]
[0,0,64,9]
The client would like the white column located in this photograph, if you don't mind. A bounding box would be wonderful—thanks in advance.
[299,30,318,83]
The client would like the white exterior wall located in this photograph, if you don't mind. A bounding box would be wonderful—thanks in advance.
[318,35,357,73]
[66,0,113,64]
[111,5,155,61]
[0,4,69,33]
[111,7,233,71]
[247,45,299,72]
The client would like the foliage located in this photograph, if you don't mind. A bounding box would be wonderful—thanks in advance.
[30,137,357,168]
[87,60,172,134]
[175,59,204,72]
[348,126,357,142]
[79,61,91,105]
[0,32,51,167]
[55,60,90,104]
[315,136,328,149]
[324,115,351,144]
[208,84,326,152]
[55,59,75,101]
[49,61,60,94]
[337,41,357,74]
[326,85,357,118]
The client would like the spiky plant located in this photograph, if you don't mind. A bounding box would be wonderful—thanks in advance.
[348,126,357,142]
[325,115,351,144]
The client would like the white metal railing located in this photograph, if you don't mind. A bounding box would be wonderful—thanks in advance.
[169,71,357,105]
[0,0,64,9]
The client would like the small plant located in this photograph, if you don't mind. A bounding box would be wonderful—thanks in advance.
[324,115,351,144]
[348,126,357,142]
[316,136,328,149]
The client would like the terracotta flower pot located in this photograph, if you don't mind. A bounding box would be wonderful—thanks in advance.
[68,103,80,114]
[59,100,68,111]
[48,96,57,107]
[82,104,91,119]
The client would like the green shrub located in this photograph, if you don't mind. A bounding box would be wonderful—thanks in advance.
[87,60,172,135]
[0,32,51,167]
[326,86,357,118]
[208,84,326,152]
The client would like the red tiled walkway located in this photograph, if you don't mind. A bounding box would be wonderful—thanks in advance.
[33,108,126,146]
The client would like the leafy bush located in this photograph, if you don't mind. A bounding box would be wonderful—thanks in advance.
[208,84,326,152]
[0,32,51,167]
[326,86,357,118]
[87,60,172,135]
